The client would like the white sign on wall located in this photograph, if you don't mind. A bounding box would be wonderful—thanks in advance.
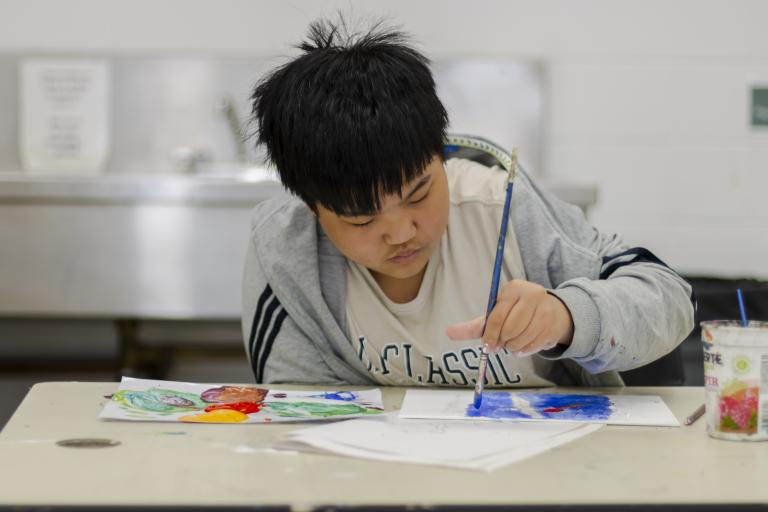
[19,59,111,174]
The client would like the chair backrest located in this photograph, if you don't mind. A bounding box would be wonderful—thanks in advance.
[443,134,512,170]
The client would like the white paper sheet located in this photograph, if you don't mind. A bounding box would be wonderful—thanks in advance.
[99,377,384,424]
[278,412,602,471]
[399,389,680,427]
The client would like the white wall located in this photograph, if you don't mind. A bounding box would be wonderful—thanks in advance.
[546,56,768,279]
[2,0,767,278]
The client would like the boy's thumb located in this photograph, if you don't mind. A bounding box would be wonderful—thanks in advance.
[445,316,485,341]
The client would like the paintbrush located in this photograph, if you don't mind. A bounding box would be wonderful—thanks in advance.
[474,148,518,409]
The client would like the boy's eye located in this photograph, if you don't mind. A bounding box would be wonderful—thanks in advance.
[349,219,374,228]
[411,191,429,204]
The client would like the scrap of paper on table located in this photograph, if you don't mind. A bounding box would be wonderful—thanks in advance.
[277,411,603,472]
[399,389,680,427]
[99,377,384,423]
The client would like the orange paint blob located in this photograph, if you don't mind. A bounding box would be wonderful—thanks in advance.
[179,409,248,423]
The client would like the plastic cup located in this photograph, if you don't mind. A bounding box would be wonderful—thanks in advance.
[701,320,768,441]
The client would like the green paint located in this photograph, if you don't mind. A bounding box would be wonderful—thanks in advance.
[112,387,207,413]
[265,401,383,418]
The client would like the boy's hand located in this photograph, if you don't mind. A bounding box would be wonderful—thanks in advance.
[446,281,574,355]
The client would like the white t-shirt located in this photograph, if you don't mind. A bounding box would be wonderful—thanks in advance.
[345,158,557,387]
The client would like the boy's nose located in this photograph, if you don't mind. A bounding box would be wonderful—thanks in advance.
[382,214,417,246]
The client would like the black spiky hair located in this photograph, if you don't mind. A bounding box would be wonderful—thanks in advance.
[250,15,448,215]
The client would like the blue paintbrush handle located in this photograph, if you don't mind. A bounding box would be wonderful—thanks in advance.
[484,181,515,321]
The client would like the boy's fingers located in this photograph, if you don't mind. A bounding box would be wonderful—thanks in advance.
[445,316,485,340]
[482,299,515,350]
[503,304,546,352]
[510,327,549,355]
[498,299,537,342]
[516,332,556,356]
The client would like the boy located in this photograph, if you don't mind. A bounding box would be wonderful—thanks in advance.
[242,18,694,387]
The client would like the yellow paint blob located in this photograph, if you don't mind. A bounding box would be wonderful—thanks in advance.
[179,409,248,423]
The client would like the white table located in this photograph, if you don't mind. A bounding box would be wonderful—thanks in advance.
[0,383,765,510]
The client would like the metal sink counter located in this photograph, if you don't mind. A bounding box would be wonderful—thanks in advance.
[0,171,285,319]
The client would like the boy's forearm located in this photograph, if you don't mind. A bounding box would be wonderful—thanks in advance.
[542,264,695,374]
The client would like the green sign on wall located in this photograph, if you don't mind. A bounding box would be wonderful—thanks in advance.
[753,87,768,127]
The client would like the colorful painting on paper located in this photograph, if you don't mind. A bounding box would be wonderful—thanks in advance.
[398,389,680,427]
[99,377,384,424]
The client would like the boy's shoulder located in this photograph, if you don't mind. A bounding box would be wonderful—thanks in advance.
[251,192,314,232]
[248,192,316,246]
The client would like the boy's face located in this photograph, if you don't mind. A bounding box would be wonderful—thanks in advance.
[315,155,449,292]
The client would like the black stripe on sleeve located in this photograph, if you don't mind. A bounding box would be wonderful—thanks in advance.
[600,246,696,307]
[251,295,280,380]
[247,285,273,364]
[600,247,669,280]
[256,308,289,383]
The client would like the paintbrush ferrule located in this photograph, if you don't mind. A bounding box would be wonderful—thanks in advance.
[473,349,489,408]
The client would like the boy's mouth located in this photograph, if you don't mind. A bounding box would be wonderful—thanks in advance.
[389,247,421,264]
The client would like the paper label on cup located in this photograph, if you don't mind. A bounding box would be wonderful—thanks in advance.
[703,329,767,440]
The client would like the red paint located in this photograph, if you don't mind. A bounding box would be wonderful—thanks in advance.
[204,401,262,414]
[543,404,584,413]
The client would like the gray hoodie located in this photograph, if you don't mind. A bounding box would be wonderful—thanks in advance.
[241,159,695,387]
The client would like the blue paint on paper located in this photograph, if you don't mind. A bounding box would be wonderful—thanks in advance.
[466,392,612,421]
[312,391,359,402]
[522,394,612,420]
[466,392,531,419]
